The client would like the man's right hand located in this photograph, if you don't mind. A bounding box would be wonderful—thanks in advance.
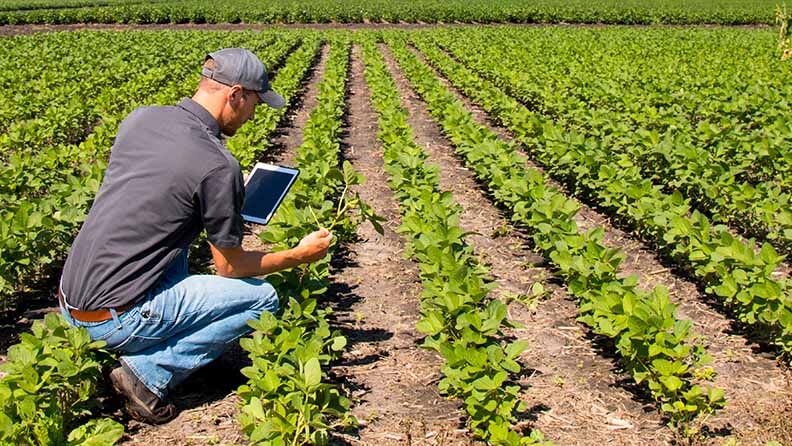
[296,228,333,263]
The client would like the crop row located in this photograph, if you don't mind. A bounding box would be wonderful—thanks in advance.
[0,0,779,26]
[382,32,724,432]
[359,35,546,444]
[405,31,792,362]
[0,0,160,13]
[1,314,124,445]
[237,35,379,445]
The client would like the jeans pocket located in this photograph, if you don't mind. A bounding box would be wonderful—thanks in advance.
[97,308,142,349]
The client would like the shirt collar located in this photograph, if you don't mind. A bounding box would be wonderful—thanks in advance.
[177,97,220,137]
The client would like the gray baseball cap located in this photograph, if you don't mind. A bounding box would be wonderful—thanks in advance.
[202,48,285,109]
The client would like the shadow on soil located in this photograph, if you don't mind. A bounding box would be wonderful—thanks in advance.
[0,270,62,354]
[326,245,395,345]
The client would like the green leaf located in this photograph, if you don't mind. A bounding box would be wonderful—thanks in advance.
[659,375,684,392]
[505,340,529,359]
[416,311,445,335]
[330,336,347,351]
[67,418,124,446]
[304,357,322,388]
[247,396,266,420]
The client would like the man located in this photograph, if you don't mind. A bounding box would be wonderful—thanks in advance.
[57,48,332,424]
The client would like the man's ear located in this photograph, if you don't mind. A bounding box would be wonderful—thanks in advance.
[227,85,244,107]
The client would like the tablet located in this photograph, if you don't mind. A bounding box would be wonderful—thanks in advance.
[241,163,300,225]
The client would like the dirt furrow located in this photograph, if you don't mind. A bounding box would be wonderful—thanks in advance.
[402,44,792,444]
[263,41,330,168]
[326,44,471,445]
[379,44,671,445]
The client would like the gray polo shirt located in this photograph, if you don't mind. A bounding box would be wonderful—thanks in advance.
[61,98,245,311]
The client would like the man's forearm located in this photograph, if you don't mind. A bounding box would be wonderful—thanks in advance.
[210,229,331,278]
[235,247,303,277]
[212,245,307,278]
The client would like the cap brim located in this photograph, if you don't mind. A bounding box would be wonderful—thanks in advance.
[258,89,285,109]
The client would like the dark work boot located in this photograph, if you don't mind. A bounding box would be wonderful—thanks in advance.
[109,362,177,425]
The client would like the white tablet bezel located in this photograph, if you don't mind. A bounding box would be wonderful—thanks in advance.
[241,162,300,225]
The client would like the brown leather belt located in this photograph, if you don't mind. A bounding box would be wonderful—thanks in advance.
[57,288,133,323]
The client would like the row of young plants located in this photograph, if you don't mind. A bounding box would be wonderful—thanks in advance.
[0,314,124,445]
[236,35,380,445]
[0,31,296,300]
[430,27,792,256]
[0,0,779,25]
[359,35,546,445]
[384,33,724,434]
[0,0,160,12]
[407,32,792,362]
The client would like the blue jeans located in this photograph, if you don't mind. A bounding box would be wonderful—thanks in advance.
[59,251,279,399]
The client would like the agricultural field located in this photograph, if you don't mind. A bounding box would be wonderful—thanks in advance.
[1,18,792,446]
[0,0,784,26]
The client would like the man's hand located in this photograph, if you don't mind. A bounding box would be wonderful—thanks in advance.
[296,228,333,263]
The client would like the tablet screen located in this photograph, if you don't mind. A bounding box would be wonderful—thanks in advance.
[241,163,299,225]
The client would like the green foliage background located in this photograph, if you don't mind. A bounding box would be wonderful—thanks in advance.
[0,0,784,25]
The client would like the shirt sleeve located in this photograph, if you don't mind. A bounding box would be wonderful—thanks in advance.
[195,162,245,248]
